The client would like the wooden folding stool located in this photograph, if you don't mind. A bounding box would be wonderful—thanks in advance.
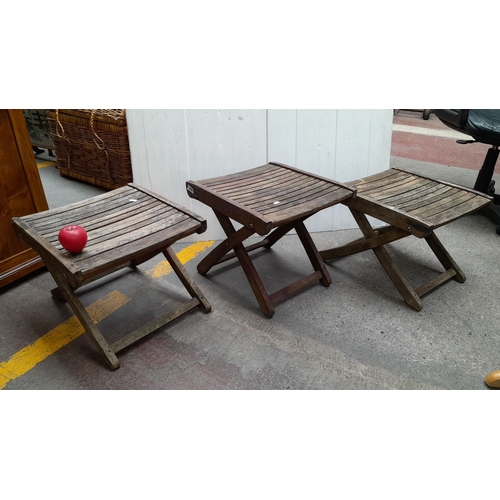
[319,168,492,311]
[186,162,355,318]
[12,184,211,370]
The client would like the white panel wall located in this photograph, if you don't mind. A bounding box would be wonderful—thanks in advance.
[126,109,393,241]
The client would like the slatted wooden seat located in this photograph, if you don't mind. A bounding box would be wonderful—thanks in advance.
[319,168,492,310]
[11,183,211,369]
[186,162,355,317]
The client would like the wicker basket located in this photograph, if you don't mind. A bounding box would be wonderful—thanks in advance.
[47,109,133,190]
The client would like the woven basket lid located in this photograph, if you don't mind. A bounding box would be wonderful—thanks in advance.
[49,109,127,126]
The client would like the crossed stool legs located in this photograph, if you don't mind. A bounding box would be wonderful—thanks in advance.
[187,162,354,317]
[12,184,211,369]
[319,168,492,311]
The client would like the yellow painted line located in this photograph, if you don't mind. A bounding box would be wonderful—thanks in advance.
[0,241,215,389]
[0,290,130,389]
[146,240,215,278]
[37,161,56,169]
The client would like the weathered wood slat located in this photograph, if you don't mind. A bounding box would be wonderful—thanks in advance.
[258,185,345,216]
[24,185,138,223]
[229,173,316,201]
[423,195,491,227]
[247,181,336,209]
[260,191,353,227]
[202,163,278,187]
[32,194,155,231]
[67,213,193,262]
[243,178,335,207]
[202,173,304,204]
[345,168,399,189]
[350,170,410,193]
[391,185,455,210]
[213,169,293,196]
[361,176,431,200]
[377,184,453,208]
[408,190,473,218]
[39,198,165,239]
[46,204,179,247]
[269,161,354,190]
[44,211,181,257]
[188,163,353,235]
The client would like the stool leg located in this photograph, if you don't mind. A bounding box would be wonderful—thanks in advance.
[262,220,296,248]
[294,219,332,287]
[234,241,275,318]
[162,247,212,313]
[350,209,423,311]
[197,225,255,275]
[424,232,466,283]
[214,211,275,318]
[261,217,331,286]
[46,264,120,370]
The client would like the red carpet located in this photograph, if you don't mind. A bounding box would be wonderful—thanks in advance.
[391,110,497,173]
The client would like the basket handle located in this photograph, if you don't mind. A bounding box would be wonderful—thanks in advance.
[90,109,110,181]
[90,109,106,151]
[54,109,73,170]
[55,109,65,138]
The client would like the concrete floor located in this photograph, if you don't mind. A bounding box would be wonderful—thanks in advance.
[2,111,500,390]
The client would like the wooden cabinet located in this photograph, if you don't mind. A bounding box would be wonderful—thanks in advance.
[0,109,49,287]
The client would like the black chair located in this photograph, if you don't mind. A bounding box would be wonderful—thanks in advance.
[434,109,500,234]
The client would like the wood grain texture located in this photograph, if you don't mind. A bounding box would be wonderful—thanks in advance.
[346,168,491,236]
[187,162,355,236]
[0,110,49,287]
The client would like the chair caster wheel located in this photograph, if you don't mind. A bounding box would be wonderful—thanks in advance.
[485,371,500,388]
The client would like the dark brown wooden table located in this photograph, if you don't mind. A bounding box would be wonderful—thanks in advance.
[12,183,211,369]
[186,162,355,317]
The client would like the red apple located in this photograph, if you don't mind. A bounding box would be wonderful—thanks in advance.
[58,225,88,254]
